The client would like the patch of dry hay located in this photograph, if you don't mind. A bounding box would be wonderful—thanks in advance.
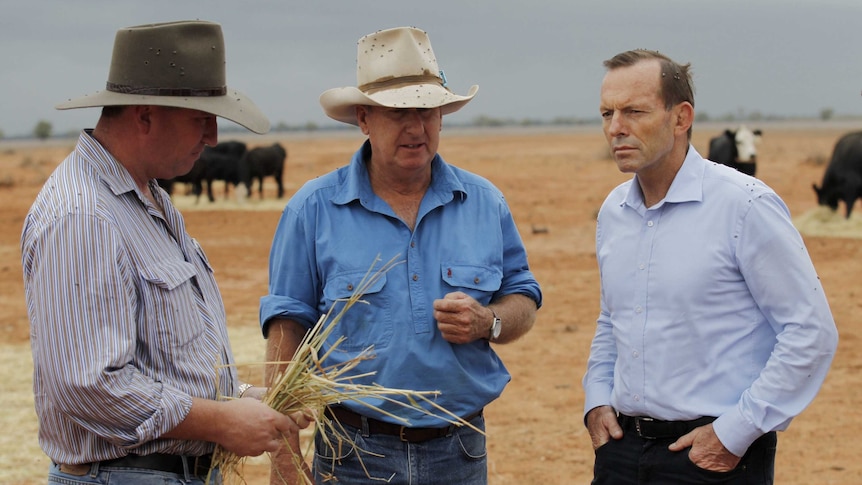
[794,205,862,239]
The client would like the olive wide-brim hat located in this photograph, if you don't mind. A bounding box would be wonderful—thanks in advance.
[56,20,270,134]
[320,26,478,126]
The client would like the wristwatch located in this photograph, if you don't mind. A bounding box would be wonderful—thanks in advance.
[488,309,502,341]
[237,383,253,398]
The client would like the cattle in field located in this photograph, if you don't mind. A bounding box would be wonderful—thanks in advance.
[240,142,287,199]
[157,141,248,203]
[199,141,248,202]
[707,125,762,176]
[156,158,205,200]
[813,131,862,218]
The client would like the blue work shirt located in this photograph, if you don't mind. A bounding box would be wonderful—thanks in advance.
[261,141,542,426]
[583,146,838,456]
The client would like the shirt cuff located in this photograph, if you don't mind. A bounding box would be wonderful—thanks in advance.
[711,409,764,457]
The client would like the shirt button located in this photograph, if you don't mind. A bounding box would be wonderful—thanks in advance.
[412,274,419,281]
[638,263,645,270]
[633,395,641,402]
[410,241,416,248]
[632,350,639,358]
[474,277,480,284]
[647,221,654,227]
[347,284,354,291]
[635,306,643,313]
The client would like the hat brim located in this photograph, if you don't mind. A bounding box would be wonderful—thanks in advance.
[320,84,478,126]
[55,87,271,134]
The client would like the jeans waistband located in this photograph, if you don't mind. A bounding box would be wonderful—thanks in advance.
[59,453,213,478]
[325,406,482,443]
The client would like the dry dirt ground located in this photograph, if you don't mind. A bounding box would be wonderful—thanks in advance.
[2,124,861,484]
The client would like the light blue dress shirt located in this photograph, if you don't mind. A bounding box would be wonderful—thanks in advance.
[583,146,838,456]
[261,141,542,426]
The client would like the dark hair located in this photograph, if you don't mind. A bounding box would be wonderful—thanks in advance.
[100,105,127,118]
[603,49,694,112]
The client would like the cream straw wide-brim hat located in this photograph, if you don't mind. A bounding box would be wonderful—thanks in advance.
[320,26,478,126]
[56,20,270,134]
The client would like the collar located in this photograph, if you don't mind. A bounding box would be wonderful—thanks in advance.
[331,139,467,206]
[624,144,706,210]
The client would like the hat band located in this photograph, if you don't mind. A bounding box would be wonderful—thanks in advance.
[106,82,227,97]
[359,75,443,94]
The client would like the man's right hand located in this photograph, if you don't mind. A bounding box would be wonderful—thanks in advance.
[217,398,312,457]
[585,405,623,450]
[163,397,313,458]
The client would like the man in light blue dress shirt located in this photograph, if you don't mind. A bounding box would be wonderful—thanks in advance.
[583,49,838,484]
[260,27,541,484]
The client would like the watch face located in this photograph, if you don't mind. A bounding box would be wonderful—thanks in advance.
[491,317,502,339]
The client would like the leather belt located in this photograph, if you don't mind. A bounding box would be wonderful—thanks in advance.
[59,453,213,477]
[618,413,716,440]
[325,406,482,443]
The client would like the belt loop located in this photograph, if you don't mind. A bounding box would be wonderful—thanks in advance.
[89,462,100,478]
[359,414,371,437]
[181,455,191,480]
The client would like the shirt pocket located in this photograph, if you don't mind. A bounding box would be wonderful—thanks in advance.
[440,263,502,305]
[139,258,203,347]
[322,270,393,352]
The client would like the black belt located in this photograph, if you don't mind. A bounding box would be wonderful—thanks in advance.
[325,406,482,443]
[98,453,212,477]
[618,413,716,440]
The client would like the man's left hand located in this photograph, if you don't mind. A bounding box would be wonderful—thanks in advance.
[669,423,741,472]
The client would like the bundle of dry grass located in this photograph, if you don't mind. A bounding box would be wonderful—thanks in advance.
[211,255,482,484]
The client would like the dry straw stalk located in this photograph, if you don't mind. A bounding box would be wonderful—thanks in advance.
[211,255,483,484]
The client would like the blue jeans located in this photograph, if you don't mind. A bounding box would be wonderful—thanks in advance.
[313,413,487,485]
[47,461,222,484]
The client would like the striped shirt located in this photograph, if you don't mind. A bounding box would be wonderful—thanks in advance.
[21,130,237,465]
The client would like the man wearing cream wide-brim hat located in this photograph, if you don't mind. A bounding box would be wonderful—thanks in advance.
[22,20,311,485]
[263,26,542,484]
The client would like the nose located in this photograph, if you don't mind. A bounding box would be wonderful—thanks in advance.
[403,110,427,134]
[605,112,626,138]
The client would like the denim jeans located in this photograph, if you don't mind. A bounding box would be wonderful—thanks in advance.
[592,430,776,484]
[47,461,222,484]
[313,413,487,485]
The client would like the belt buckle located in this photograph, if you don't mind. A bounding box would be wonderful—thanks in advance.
[399,425,409,442]
[635,416,655,439]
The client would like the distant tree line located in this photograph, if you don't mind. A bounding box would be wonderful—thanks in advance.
[0,107,855,141]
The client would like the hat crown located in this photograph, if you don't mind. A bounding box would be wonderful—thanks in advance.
[319,26,477,126]
[107,21,226,92]
[356,27,442,91]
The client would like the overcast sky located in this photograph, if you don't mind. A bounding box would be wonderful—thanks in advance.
[2,0,861,137]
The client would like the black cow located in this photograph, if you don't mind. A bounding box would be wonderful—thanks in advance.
[157,141,247,203]
[200,141,248,202]
[240,142,287,199]
[707,126,762,176]
[156,158,206,200]
[813,131,862,219]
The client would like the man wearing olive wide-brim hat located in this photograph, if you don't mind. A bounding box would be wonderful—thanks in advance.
[262,26,543,484]
[22,20,310,485]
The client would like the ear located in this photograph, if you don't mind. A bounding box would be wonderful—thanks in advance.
[132,105,154,133]
[674,102,694,136]
[355,105,370,135]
